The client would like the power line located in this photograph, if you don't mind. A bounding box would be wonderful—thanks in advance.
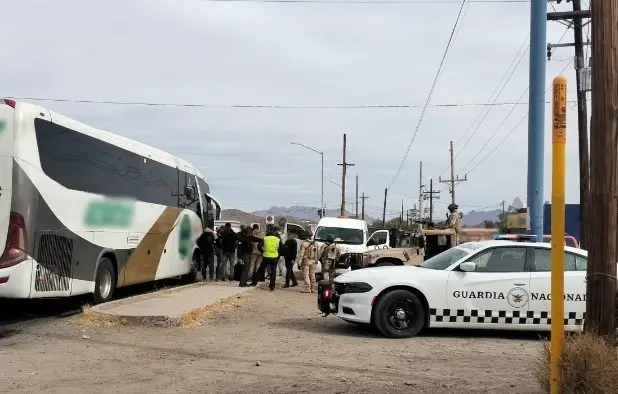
[455,27,572,176]
[464,56,575,175]
[439,33,530,178]
[4,96,573,109]
[201,0,528,3]
[386,0,467,189]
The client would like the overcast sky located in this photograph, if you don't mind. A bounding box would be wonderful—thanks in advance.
[2,0,587,219]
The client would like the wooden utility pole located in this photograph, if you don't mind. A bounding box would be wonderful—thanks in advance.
[401,199,404,229]
[586,0,617,339]
[382,188,388,228]
[423,179,440,224]
[439,141,467,204]
[547,0,592,252]
[337,134,355,217]
[361,193,369,221]
[355,175,359,219]
[573,0,590,250]
[418,161,423,224]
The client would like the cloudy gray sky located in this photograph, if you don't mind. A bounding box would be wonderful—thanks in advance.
[2,0,587,219]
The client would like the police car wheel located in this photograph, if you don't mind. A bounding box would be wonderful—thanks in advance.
[373,289,424,338]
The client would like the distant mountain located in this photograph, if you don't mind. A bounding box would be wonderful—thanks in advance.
[461,209,502,227]
[221,209,310,228]
[251,205,376,222]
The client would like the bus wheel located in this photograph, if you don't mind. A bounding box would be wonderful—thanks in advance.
[94,258,116,304]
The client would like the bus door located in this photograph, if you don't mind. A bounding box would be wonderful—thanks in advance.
[0,100,15,261]
[172,165,201,277]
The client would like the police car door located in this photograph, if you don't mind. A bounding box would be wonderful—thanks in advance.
[527,247,587,329]
[446,246,531,328]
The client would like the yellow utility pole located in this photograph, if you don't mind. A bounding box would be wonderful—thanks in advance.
[550,75,567,394]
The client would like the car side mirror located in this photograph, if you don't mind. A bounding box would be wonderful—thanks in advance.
[459,262,476,272]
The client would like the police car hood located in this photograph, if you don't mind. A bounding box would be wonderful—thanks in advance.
[334,265,444,288]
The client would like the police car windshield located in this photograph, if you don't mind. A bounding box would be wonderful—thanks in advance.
[314,226,364,245]
[420,247,470,270]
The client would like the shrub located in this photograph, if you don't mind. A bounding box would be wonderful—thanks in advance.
[534,331,618,394]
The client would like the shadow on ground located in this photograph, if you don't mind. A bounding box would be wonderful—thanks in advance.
[272,317,543,341]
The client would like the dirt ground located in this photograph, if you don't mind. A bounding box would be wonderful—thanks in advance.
[1,284,545,394]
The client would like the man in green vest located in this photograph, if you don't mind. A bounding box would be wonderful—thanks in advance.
[251,226,281,291]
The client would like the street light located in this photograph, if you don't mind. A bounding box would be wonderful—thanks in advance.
[291,141,324,215]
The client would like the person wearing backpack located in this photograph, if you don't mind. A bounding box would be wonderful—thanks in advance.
[296,238,319,293]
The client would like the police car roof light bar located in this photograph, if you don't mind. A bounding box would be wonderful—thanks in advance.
[494,234,537,242]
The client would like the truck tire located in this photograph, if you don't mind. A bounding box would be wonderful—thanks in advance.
[372,289,425,338]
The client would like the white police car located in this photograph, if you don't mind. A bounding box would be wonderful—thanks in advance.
[317,239,608,338]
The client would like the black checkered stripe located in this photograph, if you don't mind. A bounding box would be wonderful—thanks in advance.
[429,309,585,326]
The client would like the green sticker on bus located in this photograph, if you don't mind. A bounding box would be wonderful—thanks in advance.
[178,215,192,258]
[0,120,6,134]
[84,200,134,228]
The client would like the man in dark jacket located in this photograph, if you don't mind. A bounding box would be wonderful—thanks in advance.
[282,235,298,288]
[196,228,215,280]
[219,223,238,281]
[239,227,257,287]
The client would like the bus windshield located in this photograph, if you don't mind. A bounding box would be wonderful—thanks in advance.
[314,226,364,245]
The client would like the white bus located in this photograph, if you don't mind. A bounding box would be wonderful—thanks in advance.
[0,99,221,303]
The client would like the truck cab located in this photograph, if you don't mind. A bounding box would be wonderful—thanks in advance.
[312,217,368,277]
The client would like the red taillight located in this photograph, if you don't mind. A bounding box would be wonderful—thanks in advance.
[323,289,331,299]
[3,99,16,108]
[0,212,28,269]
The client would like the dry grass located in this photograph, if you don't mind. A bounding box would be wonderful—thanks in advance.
[534,331,618,393]
[71,304,128,327]
[178,290,253,327]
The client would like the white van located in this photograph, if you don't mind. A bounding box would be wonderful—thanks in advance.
[312,217,369,277]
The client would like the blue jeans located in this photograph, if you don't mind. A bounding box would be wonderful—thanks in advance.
[201,250,215,280]
[220,252,236,279]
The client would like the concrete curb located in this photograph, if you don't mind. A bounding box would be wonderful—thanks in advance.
[89,282,254,327]
[91,281,209,313]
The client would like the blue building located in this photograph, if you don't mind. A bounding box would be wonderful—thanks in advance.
[543,203,581,241]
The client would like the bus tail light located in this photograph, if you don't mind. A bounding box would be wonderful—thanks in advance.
[3,99,16,108]
[0,212,28,269]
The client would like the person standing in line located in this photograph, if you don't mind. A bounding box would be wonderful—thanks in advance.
[237,225,246,263]
[319,234,340,282]
[196,227,215,280]
[296,238,318,293]
[214,227,223,279]
[249,224,263,283]
[219,223,238,281]
[251,227,280,291]
[239,227,255,287]
[282,234,298,288]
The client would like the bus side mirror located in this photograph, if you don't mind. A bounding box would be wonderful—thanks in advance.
[184,185,195,199]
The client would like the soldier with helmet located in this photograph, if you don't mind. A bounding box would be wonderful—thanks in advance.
[296,237,319,293]
[319,234,341,282]
[447,203,463,245]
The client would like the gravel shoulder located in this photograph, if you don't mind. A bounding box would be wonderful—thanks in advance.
[1,284,544,393]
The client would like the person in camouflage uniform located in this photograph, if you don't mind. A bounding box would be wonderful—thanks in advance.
[296,238,319,293]
[319,234,341,282]
[447,203,463,245]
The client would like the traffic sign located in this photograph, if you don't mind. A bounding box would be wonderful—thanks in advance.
[266,215,275,225]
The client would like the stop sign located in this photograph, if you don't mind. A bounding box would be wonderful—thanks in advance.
[266,215,275,224]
